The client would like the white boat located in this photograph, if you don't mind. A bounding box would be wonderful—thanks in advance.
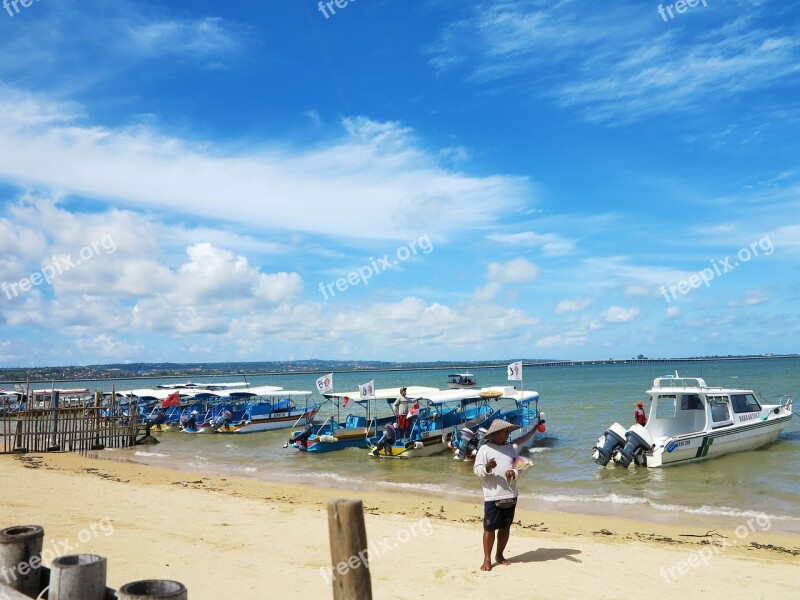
[593,373,793,468]
[447,372,477,388]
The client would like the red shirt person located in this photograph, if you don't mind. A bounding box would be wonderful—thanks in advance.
[634,400,648,426]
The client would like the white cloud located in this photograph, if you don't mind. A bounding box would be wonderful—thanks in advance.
[0,92,529,242]
[666,306,681,319]
[487,257,540,284]
[486,231,575,256]
[555,296,592,314]
[602,306,640,324]
[428,2,800,124]
[728,288,771,307]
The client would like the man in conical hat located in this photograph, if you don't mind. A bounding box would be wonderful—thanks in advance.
[473,418,522,572]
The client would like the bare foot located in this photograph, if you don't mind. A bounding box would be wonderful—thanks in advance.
[480,559,492,571]
[495,554,511,566]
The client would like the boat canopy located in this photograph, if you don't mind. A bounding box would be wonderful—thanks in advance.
[448,373,475,378]
[416,388,501,406]
[324,386,438,401]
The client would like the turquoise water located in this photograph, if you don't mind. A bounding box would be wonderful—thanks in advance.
[77,359,799,533]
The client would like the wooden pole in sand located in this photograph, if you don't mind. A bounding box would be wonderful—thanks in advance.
[0,525,44,597]
[48,554,107,600]
[326,499,372,600]
[116,580,187,599]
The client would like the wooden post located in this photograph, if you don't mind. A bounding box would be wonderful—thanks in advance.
[0,525,44,597]
[49,554,107,600]
[116,580,187,599]
[326,499,372,600]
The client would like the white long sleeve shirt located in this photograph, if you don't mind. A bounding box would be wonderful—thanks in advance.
[473,442,519,501]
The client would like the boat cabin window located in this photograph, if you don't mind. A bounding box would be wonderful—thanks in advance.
[731,393,761,413]
[708,395,732,425]
[655,395,677,419]
[681,394,704,410]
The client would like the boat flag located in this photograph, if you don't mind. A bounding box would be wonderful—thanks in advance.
[507,361,523,381]
[343,396,350,407]
[161,391,181,408]
[408,401,420,417]
[316,373,334,394]
[359,380,375,400]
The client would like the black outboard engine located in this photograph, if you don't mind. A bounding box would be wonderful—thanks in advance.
[614,424,655,468]
[290,423,315,447]
[371,424,397,456]
[592,423,628,466]
[454,427,479,460]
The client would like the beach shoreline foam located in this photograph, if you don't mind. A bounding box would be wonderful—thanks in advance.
[1,452,798,599]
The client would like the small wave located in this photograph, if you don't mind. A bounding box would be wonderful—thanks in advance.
[287,471,365,485]
[650,503,800,521]
[377,481,472,496]
[528,447,551,454]
[530,492,648,505]
[134,451,169,457]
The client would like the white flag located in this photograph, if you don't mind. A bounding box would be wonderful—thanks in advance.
[359,380,375,400]
[507,361,523,381]
[316,373,334,394]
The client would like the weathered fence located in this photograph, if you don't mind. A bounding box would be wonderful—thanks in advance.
[0,393,139,454]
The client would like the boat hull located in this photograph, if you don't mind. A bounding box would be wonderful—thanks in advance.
[642,415,791,467]
[225,414,305,433]
[369,412,490,459]
[294,427,374,452]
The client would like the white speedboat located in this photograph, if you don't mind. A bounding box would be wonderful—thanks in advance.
[593,373,793,468]
[447,372,477,388]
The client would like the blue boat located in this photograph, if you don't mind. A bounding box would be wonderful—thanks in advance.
[367,389,499,459]
[450,389,546,460]
[290,387,438,453]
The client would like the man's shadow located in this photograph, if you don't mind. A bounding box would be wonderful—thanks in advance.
[509,548,582,564]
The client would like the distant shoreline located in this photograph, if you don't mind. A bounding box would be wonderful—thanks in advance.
[1,354,797,385]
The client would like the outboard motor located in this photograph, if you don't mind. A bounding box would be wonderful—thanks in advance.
[454,427,479,460]
[614,424,655,468]
[290,423,315,447]
[211,409,233,431]
[592,423,628,466]
[371,423,397,456]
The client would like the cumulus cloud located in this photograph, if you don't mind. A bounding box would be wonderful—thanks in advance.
[555,296,592,314]
[602,306,640,324]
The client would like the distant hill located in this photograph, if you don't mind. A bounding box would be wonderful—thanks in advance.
[1,354,797,383]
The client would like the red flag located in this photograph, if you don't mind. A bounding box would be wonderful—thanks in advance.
[408,401,420,417]
[343,396,350,407]
[161,391,180,408]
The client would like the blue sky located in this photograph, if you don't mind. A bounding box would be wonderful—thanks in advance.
[0,0,798,366]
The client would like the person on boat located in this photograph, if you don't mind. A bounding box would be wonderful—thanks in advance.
[393,387,411,440]
[184,410,198,432]
[634,400,648,426]
[149,408,167,426]
[473,418,522,572]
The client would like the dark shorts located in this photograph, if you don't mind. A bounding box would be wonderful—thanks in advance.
[397,415,409,429]
[483,499,517,532]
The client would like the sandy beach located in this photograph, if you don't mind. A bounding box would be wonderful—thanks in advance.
[1,452,797,599]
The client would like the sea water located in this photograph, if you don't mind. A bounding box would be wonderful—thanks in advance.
[66,358,799,533]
